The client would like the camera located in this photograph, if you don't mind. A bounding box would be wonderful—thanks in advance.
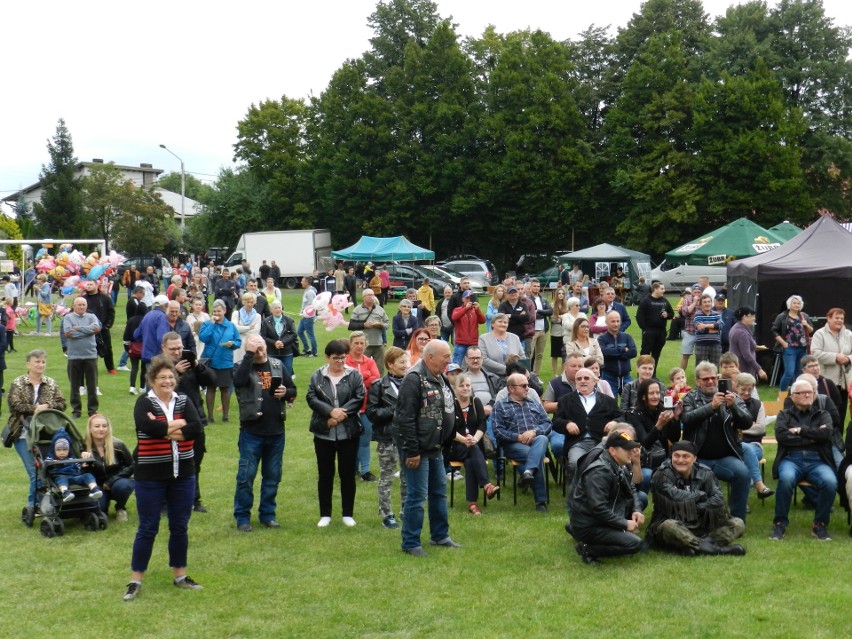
[468,294,478,304]
[663,395,674,409]
[718,379,730,394]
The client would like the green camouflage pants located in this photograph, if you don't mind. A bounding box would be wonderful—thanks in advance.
[656,517,745,550]
[377,441,407,518]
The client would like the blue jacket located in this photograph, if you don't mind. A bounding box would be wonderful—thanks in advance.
[598,330,637,378]
[198,318,241,370]
[133,308,171,363]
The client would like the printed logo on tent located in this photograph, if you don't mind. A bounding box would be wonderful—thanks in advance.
[752,242,781,253]
[707,254,728,265]
[674,236,713,253]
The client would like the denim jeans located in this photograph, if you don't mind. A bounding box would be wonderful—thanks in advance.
[549,431,565,460]
[271,354,294,377]
[297,317,317,355]
[774,450,837,527]
[601,372,631,397]
[118,349,129,368]
[100,477,135,512]
[234,430,285,525]
[54,472,96,490]
[502,436,549,504]
[401,454,449,550]
[357,413,373,475]
[14,437,38,507]
[699,456,750,520]
[741,442,764,484]
[779,346,806,391]
[451,344,470,366]
[131,475,195,573]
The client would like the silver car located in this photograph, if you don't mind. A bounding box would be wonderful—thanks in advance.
[650,261,727,290]
[441,259,499,286]
[419,265,486,292]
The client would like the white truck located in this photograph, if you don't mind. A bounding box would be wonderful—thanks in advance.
[224,229,333,289]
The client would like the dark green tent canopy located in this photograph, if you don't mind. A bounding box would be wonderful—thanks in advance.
[665,217,786,266]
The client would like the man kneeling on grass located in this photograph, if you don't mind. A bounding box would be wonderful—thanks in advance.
[647,441,745,556]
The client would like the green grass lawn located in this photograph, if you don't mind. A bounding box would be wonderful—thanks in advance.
[1,291,849,638]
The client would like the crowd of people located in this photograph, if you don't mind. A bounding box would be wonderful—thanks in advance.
[5,258,852,599]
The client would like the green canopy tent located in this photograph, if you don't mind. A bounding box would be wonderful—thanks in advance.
[768,221,803,241]
[664,217,787,266]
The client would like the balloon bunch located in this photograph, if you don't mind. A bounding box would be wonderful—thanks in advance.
[34,244,126,295]
[301,291,353,331]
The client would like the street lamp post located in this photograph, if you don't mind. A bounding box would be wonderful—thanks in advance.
[159,143,185,231]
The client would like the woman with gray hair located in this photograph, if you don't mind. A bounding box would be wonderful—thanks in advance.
[392,299,418,349]
[199,299,241,422]
[260,300,298,376]
[771,294,813,391]
[478,312,524,375]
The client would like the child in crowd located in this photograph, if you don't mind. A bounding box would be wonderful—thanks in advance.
[4,297,16,352]
[667,367,691,400]
[47,430,103,503]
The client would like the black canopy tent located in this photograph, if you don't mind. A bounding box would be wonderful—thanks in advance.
[727,215,852,345]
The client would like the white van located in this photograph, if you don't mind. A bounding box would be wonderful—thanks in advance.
[650,261,727,290]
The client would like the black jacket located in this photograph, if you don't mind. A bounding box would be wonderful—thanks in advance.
[366,374,404,443]
[571,447,641,532]
[306,366,365,439]
[553,391,622,453]
[647,460,729,544]
[87,439,135,488]
[82,291,115,330]
[773,403,835,479]
[680,389,752,460]
[498,300,529,339]
[233,355,296,429]
[531,295,553,332]
[177,359,219,426]
[636,295,673,332]
[393,360,455,458]
[260,314,298,357]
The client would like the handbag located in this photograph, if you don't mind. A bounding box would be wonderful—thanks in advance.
[480,433,498,459]
[128,341,143,359]
[2,415,27,448]
[38,301,53,317]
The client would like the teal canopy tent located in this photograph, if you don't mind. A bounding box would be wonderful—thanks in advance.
[331,236,435,262]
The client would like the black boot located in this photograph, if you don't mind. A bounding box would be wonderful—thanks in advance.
[696,538,721,556]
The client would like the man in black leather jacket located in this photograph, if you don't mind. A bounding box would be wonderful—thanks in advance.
[680,362,753,521]
[569,431,645,564]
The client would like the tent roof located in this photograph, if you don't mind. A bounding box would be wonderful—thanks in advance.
[727,215,852,279]
[767,221,803,241]
[665,217,785,266]
[560,243,650,262]
[331,235,434,262]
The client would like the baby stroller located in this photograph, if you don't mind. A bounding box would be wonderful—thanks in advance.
[23,409,108,537]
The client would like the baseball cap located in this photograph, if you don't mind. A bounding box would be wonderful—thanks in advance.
[605,431,641,450]
[507,286,519,293]
[446,363,462,373]
[153,294,170,307]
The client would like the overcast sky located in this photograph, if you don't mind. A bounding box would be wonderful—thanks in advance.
[1,0,850,201]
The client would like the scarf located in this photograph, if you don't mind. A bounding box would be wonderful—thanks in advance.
[239,307,257,326]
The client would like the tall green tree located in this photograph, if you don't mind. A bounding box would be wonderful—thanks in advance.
[190,168,270,247]
[110,184,178,255]
[31,118,84,238]
[157,172,215,206]
[364,0,442,84]
[0,215,25,266]
[233,97,312,229]
[80,163,126,250]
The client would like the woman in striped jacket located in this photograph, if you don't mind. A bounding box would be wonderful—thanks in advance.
[123,355,203,602]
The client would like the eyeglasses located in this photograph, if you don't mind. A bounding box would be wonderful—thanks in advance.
[792,391,814,396]
[697,376,718,382]
[416,337,430,342]
[575,376,593,381]
[330,356,347,362]
[511,383,529,389]
[466,356,482,361]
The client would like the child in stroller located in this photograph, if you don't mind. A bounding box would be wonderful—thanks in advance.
[46,430,103,503]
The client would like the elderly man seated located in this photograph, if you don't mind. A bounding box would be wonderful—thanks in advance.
[647,441,746,556]
[771,379,837,541]
[493,373,552,512]
[680,362,752,521]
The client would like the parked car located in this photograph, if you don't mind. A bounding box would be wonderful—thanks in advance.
[384,263,453,298]
[650,260,727,290]
[441,259,499,286]
[419,264,486,292]
[528,265,563,290]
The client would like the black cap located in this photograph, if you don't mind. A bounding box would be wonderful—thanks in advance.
[715,293,726,301]
[671,441,698,456]
[605,431,640,450]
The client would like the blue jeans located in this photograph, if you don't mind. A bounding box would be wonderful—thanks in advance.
[742,442,764,484]
[775,450,837,527]
[131,475,195,573]
[234,430,285,525]
[357,413,373,475]
[401,454,449,550]
[601,372,631,396]
[271,354,294,377]
[297,317,317,355]
[502,435,549,505]
[14,437,38,507]
[451,344,469,366]
[54,472,96,490]
[100,477,135,512]
[779,346,806,391]
[699,456,750,520]
[549,431,565,460]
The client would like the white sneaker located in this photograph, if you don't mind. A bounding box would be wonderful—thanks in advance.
[116,509,128,522]
[129,387,138,395]
[117,366,131,372]
[79,386,87,396]
[96,387,103,396]
[342,517,357,528]
[317,516,332,528]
